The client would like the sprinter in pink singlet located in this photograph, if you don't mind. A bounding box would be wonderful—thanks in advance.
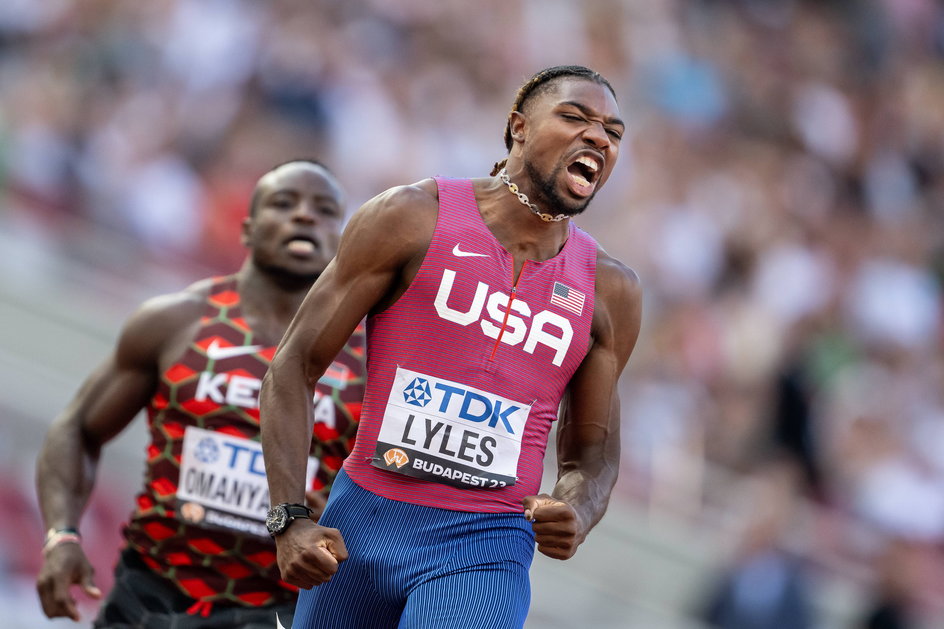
[261,66,643,629]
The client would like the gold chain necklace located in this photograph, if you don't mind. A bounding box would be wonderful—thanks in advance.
[497,169,568,223]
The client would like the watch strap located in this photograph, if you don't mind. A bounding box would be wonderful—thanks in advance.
[282,503,313,518]
[267,503,314,537]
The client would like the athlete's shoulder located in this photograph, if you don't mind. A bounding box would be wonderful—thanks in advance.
[122,279,211,343]
[111,277,213,367]
[594,246,642,308]
[140,279,212,320]
[361,178,439,220]
[586,247,641,358]
[342,179,439,259]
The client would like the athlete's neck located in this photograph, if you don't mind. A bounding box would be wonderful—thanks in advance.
[236,262,315,338]
[474,176,570,264]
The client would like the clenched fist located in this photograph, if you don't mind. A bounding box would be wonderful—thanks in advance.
[522,494,587,560]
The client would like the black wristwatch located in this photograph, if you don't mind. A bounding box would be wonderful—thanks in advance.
[265,503,313,537]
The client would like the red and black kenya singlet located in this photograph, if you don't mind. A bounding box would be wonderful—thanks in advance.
[122,275,365,607]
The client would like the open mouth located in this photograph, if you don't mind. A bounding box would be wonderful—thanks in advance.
[565,154,601,196]
[285,236,318,256]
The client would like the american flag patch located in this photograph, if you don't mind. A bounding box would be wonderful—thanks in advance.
[550,281,585,315]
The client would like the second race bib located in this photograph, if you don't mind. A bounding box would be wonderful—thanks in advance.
[177,426,318,537]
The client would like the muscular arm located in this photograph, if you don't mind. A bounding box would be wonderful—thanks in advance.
[525,255,642,559]
[35,291,200,619]
[260,182,436,587]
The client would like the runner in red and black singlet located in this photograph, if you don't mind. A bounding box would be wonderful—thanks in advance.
[262,67,643,629]
[36,160,363,629]
[123,275,365,610]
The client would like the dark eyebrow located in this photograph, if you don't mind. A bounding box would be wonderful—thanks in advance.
[560,101,625,129]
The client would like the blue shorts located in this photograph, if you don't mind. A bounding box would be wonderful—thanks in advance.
[292,469,536,629]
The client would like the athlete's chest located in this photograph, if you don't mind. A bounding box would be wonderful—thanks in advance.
[416,252,592,369]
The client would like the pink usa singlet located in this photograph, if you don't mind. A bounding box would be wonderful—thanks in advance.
[343,176,598,512]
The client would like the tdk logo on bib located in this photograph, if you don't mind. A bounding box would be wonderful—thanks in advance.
[194,437,220,464]
[374,367,531,489]
[402,379,523,434]
[403,378,432,407]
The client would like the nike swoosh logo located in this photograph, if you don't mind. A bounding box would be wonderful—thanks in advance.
[452,244,489,258]
[206,340,264,360]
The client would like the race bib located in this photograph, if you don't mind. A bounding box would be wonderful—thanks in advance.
[372,367,531,489]
[177,427,318,537]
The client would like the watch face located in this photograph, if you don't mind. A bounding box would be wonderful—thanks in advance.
[266,505,288,535]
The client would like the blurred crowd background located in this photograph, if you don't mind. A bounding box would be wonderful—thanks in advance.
[2,0,944,627]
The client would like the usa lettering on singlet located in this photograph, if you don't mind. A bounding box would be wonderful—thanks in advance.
[344,177,597,512]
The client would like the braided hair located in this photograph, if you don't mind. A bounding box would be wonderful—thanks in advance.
[490,65,616,176]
